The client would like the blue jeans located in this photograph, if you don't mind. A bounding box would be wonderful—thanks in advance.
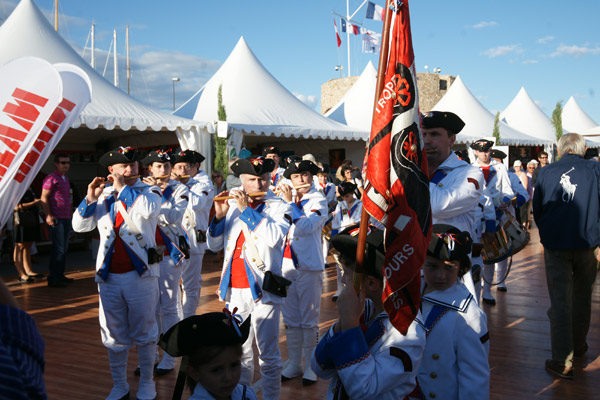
[48,218,71,282]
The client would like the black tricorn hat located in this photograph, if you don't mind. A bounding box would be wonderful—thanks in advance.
[422,111,465,135]
[283,160,320,179]
[173,149,205,165]
[330,225,385,279]
[490,149,507,160]
[470,139,494,152]
[159,311,251,357]
[141,149,174,166]
[454,149,471,163]
[338,181,357,196]
[261,146,281,157]
[99,146,139,168]
[230,156,276,177]
[427,224,472,262]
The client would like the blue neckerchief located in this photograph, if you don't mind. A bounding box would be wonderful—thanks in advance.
[348,202,360,218]
[484,165,497,185]
[272,172,281,187]
[324,185,332,196]
[430,169,448,185]
[424,304,450,337]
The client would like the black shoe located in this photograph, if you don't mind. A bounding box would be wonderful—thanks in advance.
[545,359,573,379]
[60,276,75,283]
[574,343,588,358]
[119,392,130,400]
[47,280,67,288]
[18,276,34,283]
[155,368,173,376]
[482,297,496,306]
[302,378,317,386]
[497,286,507,292]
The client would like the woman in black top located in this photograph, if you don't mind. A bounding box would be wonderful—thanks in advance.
[13,188,43,282]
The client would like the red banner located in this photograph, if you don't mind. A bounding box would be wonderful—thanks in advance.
[362,0,432,335]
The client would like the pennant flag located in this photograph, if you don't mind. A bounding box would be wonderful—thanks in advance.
[366,1,384,21]
[362,0,432,335]
[341,17,347,33]
[0,62,92,227]
[333,18,342,47]
[351,23,361,35]
[362,29,381,53]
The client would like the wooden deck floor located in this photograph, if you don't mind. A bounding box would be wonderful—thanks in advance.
[6,228,600,399]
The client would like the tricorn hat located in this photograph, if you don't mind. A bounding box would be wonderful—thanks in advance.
[421,111,465,135]
[490,149,507,160]
[338,181,357,196]
[230,156,276,177]
[427,224,472,262]
[330,225,385,279]
[261,146,281,157]
[454,149,471,164]
[172,150,205,165]
[470,139,494,152]
[159,311,251,357]
[283,160,320,179]
[141,149,174,166]
[99,146,139,168]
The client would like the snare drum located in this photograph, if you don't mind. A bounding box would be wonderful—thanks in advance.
[481,226,512,264]
[502,213,530,255]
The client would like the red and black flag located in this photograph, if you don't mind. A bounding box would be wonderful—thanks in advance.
[362,0,432,335]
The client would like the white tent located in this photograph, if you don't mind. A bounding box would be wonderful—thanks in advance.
[500,87,558,142]
[432,76,552,146]
[0,0,211,156]
[324,61,377,132]
[562,96,598,133]
[175,37,367,143]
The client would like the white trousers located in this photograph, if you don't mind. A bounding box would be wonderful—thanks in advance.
[181,252,205,318]
[282,270,323,329]
[98,271,159,349]
[156,257,184,369]
[228,288,282,400]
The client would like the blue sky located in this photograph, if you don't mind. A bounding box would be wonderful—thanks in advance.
[2,0,598,124]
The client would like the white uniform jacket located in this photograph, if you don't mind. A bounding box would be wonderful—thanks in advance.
[417,281,490,400]
[312,300,426,400]
[182,175,214,255]
[317,182,337,214]
[287,188,328,271]
[207,191,293,305]
[157,180,190,265]
[270,166,288,190]
[474,160,514,235]
[72,180,162,282]
[189,383,258,400]
[430,152,484,237]
[331,199,362,235]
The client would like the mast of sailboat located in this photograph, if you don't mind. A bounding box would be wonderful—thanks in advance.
[113,29,119,87]
[54,0,58,31]
[127,25,130,94]
[91,24,96,69]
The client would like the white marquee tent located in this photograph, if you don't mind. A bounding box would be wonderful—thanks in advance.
[562,96,597,134]
[175,37,368,154]
[432,76,552,147]
[324,61,377,132]
[0,0,212,157]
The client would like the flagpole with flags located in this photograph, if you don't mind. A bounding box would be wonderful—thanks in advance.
[356,0,433,335]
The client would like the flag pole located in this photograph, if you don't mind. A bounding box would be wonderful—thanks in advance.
[354,0,394,294]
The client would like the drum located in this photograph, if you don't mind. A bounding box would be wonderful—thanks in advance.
[322,222,333,241]
[481,225,512,265]
[502,212,530,255]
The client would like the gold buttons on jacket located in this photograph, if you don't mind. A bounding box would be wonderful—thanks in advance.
[129,242,134,246]
[430,372,437,379]
[251,258,256,262]
[430,393,436,399]
[432,354,439,360]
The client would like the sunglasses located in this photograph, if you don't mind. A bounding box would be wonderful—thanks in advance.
[58,161,71,165]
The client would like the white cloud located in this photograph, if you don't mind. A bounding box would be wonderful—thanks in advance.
[294,92,319,110]
[522,59,538,64]
[481,44,522,58]
[537,36,554,44]
[468,21,498,29]
[550,44,600,57]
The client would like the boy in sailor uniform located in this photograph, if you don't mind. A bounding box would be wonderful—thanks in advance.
[262,146,288,190]
[141,149,190,376]
[72,147,162,400]
[278,160,328,385]
[317,166,337,267]
[312,227,426,400]
[416,224,490,400]
[330,181,362,300]
[470,139,514,305]
[208,156,293,400]
[422,111,485,300]
[172,150,215,318]
[490,149,530,293]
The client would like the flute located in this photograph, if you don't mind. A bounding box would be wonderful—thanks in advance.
[213,192,267,201]
[104,175,140,182]
[274,183,312,193]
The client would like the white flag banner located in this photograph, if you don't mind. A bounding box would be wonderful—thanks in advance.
[0,62,92,227]
[362,30,381,53]
[0,57,63,226]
